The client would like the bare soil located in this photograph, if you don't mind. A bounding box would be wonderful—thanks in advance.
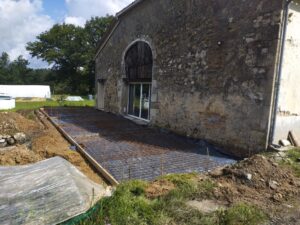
[146,179,175,198]
[144,154,300,224]
[0,145,43,165]
[0,111,40,136]
[208,154,300,224]
[212,155,298,205]
[0,110,105,185]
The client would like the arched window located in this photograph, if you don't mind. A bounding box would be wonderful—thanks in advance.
[125,41,153,120]
[125,41,153,82]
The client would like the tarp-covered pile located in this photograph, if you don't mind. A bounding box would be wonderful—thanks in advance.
[65,96,84,101]
[0,157,108,225]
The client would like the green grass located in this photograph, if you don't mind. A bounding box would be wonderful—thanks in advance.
[281,148,300,177]
[221,203,267,225]
[61,174,267,225]
[2,100,95,112]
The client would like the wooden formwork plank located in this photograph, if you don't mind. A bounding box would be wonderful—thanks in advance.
[289,131,299,147]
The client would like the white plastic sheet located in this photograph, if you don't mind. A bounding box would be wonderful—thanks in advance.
[0,157,108,225]
[65,96,84,101]
[0,85,51,98]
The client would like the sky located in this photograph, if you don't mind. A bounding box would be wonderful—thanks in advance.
[0,0,133,68]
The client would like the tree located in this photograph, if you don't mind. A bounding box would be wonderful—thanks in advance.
[8,56,31,84]
[83,16,114,93]
[0,52,10,83]
[0,53,32,85]
[26,16,114,94]
[0,52,9,68]
[27,24,85,93]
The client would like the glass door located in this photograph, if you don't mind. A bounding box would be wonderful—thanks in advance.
[128,83,151,120]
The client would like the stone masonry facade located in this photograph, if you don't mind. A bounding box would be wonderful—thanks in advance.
[95,0,287,157]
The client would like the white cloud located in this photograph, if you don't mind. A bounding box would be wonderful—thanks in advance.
[0,0,54,67]
[0,0,135,67]
[65,16,86,27]
[64,0,133,26]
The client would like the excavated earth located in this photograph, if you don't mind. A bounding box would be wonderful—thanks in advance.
[144,154,300,224]
[209,154,300,224]
[0,110,105,185]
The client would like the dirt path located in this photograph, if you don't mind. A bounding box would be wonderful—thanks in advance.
[0,110,106,185]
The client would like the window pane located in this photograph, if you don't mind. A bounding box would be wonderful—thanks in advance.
[128,84,134,115]
[133,84,141,117]
[141,84,151,120]
[128,83,150,120]
[128,84,141,117]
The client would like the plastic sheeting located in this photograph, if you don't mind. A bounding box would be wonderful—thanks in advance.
[0,85,51,98]
[65,96,84,101]
[0,157,108,225]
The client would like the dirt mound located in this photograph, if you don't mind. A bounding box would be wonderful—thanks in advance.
[0,111,105,185]
[208,154,300,220]
[0,112,41,136]
[146,179,175,198]
[230,155,295,190]
[0,146,42,165]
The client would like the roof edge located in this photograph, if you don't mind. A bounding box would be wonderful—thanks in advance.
[94,0,145,59]
[94,18,118,59]
[116,0,144,18]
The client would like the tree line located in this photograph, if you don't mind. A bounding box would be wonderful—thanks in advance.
[0,16,113,95]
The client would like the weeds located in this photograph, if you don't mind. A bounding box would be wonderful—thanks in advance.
[106,180,159,225]
[158,173,198,200]
[281,148,300,177]
[61,174,267,225]
[221,202,267,225]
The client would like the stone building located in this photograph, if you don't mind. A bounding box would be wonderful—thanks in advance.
[95,0,300,157]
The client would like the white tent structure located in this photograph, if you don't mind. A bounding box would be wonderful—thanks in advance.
[0,85,51,98]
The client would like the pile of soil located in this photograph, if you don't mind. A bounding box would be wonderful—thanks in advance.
[146,179,175,198]
[208,154,300,223]
[0,145,43,165]
[0,112,40,136]
[145,154,300,224]
[212,155,299,204]
[0,110,105,185]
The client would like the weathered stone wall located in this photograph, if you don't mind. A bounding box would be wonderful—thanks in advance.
[96,0,285,157]
[273,1,300,143]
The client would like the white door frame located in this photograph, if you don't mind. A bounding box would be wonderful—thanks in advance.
[127,82,151,121]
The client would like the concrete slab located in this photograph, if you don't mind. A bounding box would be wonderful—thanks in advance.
[44,107,236,182]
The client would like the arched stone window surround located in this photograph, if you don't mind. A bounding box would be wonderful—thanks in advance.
[120,37,157,121]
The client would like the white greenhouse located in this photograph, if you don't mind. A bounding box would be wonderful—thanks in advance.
[0,85,51,99]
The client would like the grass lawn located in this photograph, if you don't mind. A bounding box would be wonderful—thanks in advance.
[6,100,95,111]
[61,174,266,225]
